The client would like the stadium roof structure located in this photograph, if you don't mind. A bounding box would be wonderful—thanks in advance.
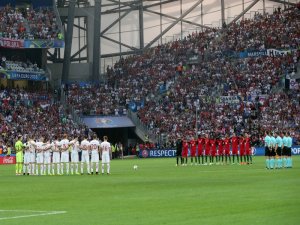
[49,0,298,82]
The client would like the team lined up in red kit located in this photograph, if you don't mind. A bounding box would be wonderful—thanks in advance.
[177,133,252,165]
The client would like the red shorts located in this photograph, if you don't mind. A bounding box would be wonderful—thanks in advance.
[232,148,238,155]
[245,150,251,155]
[240,150,245,156]
[224,150,230,156]
[205,149,210,156]
[211,150,216,157]
[182,150,188,157]
[197,148,203,156]
[190,149,196,157]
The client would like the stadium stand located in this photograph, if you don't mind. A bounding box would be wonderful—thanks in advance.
[0,54,44,73]
[64,6,299,145]
[0,88,89,147]
[0,4,61,40]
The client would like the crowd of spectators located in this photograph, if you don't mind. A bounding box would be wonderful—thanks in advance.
[0,55,44,73]
[66,84,127,116]
[0,4,61,40]
[1,5,298,148]
[118,8,300,146]
[0,88,89,148]
[64,6,300,146]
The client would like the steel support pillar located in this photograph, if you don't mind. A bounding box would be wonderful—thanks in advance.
[221,0,225,27]
[92,0,101,81]
[139,0,144,49]
[61,0,76,83]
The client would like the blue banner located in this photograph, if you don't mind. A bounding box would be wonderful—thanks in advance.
[24,39,64,49]
[82,116,135,128]
[140,149,177,158]
[0,70,47,81]
[129,100,144,112]
[139,146,300,158]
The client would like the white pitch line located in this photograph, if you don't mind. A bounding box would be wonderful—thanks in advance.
[0,210,66,220]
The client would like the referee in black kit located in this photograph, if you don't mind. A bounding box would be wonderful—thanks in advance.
[176,136,183,166]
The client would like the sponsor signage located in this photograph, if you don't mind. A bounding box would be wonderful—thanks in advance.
[82,116,135,128]
[239,49,296,58]
[0,38,24,48]
[139,146,300,158]
[0,38,64,49]
[0,70,47,81]
[140,149,177,158]
[0,155,16,165]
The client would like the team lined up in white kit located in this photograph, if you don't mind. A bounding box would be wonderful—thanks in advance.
[23,134,112,175]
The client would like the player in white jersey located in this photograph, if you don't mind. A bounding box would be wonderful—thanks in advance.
[90,135,101,175]
[27,138,36,175]
[43,138,52,175]
[70,138,80,175]
[59,134,77,175]
[80,137,91,175]
[23,141,31,175]
[51,137,61,175]
[100,136,112,175]
[35,137,45,175]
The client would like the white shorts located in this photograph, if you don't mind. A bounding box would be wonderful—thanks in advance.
[61,151,69,163]
[91,151,99,163]
[36,153,44,164]
[30,152,36,163]
[101,152,110,164]
[81,151,90,163]
[71,151,79,163]
[24,152,31,164]
[44,152,51,164]
[52,152,60,163]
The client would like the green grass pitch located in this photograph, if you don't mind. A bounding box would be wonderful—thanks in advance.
[0,157,299,225]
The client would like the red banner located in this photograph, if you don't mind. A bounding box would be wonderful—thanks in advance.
[0,38,24,49]
[0,156,16,164]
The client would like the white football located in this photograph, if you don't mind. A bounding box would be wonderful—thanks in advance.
[133,165,138,170]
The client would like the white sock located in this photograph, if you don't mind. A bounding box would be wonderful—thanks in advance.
[102,164,104,174]
[75,164,78,173]
[57,164,60,174]
[107,164,110,174]
[91,163,94,173]
[28,164,31,174]
[48,164,51,174]
[23,164,27,173]
[96,163,99,173]
[52,164,55,174]
[87,162,90,173]
[31,164,35,175]
[61,163,64,174]
[70,164,74,174]
[40,165,44,175]
[81,163,84,174]
[36,165,39,175]
[66,163,69,174]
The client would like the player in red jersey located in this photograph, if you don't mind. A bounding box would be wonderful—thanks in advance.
[204,134,210,165]
[210,136,217,165]
[190,137,197,165]
[182,139,189,166]
[217,136,224,165]
[231,133,239,164]
[239,136,245,164]
[197,135,204,165]
[244,133,252,164]
[224,134,231,164]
